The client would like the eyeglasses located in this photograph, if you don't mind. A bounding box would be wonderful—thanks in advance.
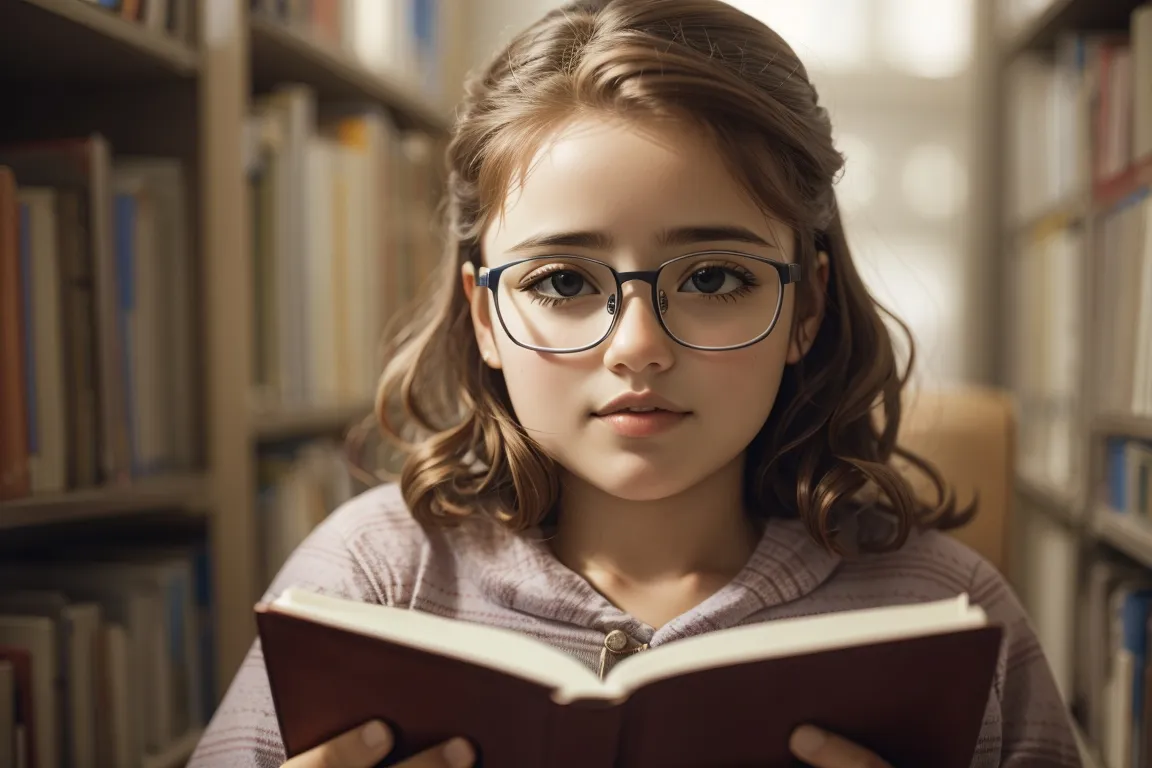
[476,250,802,353]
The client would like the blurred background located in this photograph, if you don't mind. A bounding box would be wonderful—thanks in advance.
[0,0,1149,766]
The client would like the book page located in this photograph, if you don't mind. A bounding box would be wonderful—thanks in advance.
[269,589,602,692]
[597,594,987,699]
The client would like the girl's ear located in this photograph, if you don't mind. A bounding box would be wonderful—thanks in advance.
[786,250,830,364]
[461,261,503,369]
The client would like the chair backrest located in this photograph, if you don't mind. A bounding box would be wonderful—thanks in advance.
[896,386,1016,574]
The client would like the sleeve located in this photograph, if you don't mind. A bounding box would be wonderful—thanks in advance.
[186,507,389,768]
[968,558,1083,768]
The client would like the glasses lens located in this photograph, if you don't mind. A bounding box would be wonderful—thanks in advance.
[655,253,783,349]
[496,256,618,351]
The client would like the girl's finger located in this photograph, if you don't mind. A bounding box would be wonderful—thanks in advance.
[285,720,394,768]
[789,725,894,768]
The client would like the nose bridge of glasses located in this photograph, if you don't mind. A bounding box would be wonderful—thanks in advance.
[612,270,664,318]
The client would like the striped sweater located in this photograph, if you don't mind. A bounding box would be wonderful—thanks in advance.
[188,483,1082,767]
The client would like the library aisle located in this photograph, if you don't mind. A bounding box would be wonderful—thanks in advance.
[0,0,459,765]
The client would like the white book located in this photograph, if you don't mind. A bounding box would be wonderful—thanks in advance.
[64,603,100,768]
[1132,5,1152,162]
[113,159,192,468]
[339,140,371,401]
[15,188,66,494]
[305,136,339,405]
[1132,202,1152,415]
[267,85,318,404]
[100,624,135,768]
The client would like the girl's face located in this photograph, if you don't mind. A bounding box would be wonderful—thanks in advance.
[466,116,815,502]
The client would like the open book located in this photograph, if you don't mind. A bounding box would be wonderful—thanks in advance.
[257,589,1003,768]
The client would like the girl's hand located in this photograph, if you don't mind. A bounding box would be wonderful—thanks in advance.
[282,720,475,768]
[789,725,894,768]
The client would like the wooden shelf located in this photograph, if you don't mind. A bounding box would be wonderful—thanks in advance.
[0,474,208,531]
[1092,156,1152,214]
[1006,193,1088,240]
[1092,504,1152,568]
[1015,475,1081,526]
[1001,0,1138,60]
[1093,413,1152,441]
[142,728,205,768]
[0,0,199,82]
[251,401,374,442]
[248,15,448,133]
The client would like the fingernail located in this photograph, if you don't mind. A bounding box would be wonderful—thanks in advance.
[790,725,827,759]
[442,737,475,768]
[361,720,392,750]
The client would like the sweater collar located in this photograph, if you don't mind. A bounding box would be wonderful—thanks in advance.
[457,515,842,647]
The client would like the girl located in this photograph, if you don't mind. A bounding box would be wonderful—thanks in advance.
[190,1,1081,766]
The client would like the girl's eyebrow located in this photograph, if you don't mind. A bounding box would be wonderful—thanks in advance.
[506,224,776,253]
[657,225,775,249]
[507,230,613,253]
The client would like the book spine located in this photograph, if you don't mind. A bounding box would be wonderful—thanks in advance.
[542,698,622,768]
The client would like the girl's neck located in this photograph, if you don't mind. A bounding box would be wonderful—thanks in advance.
[550,455,760,590]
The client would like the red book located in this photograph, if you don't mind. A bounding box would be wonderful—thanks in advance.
[257,590,1002,768]
[0,647,36,768]
[0,167,30,501]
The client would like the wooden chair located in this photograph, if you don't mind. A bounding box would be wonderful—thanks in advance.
[896,386,1016,574]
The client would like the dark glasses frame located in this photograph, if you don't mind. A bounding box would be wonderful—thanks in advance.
[476,249,802,353]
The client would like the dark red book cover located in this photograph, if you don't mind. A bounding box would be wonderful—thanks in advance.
[0,646,36,768]
[257,604,1002,768]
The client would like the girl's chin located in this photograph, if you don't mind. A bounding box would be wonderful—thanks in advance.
[564,461,708,503]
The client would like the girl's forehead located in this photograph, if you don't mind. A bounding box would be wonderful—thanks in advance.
[481,116,787,258]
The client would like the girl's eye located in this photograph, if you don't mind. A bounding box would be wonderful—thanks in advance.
[529,270,597,299]
[678,266,749,295]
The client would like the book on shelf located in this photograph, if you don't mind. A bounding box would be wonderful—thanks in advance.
[251,0,446,102]
[1009,220,1084,496]
[0,543,214,768]
[257,590,1002,768]
[86,0,192,41]
[1106,437,1152,519]
[1006,37,1091,226]
[997,0,1065,45]
[1095,193,1152,418]
[0,651,31,768]
[245,83,443,411]
[0,137,198,503]
[258,438,357,585]
[1074,555,1152,768]
[1006,4,1152,444]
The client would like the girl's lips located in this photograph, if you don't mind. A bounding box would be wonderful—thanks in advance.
[593,409,689,438]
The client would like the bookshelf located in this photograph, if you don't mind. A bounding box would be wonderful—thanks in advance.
[251,400,375,443]
[249,15,448,132]
[997,0,1152,764]
[1002,0,1148,57]
[0,0,458,763]
[0,473,208,531]
[0,0,200,78]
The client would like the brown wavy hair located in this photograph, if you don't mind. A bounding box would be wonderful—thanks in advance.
[357,0,973,554]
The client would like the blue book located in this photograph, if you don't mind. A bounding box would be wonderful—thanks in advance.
[411,0,439,94]
[1123,590,1152,768]
[192,547,216,724]
[1108,437,1129,512]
